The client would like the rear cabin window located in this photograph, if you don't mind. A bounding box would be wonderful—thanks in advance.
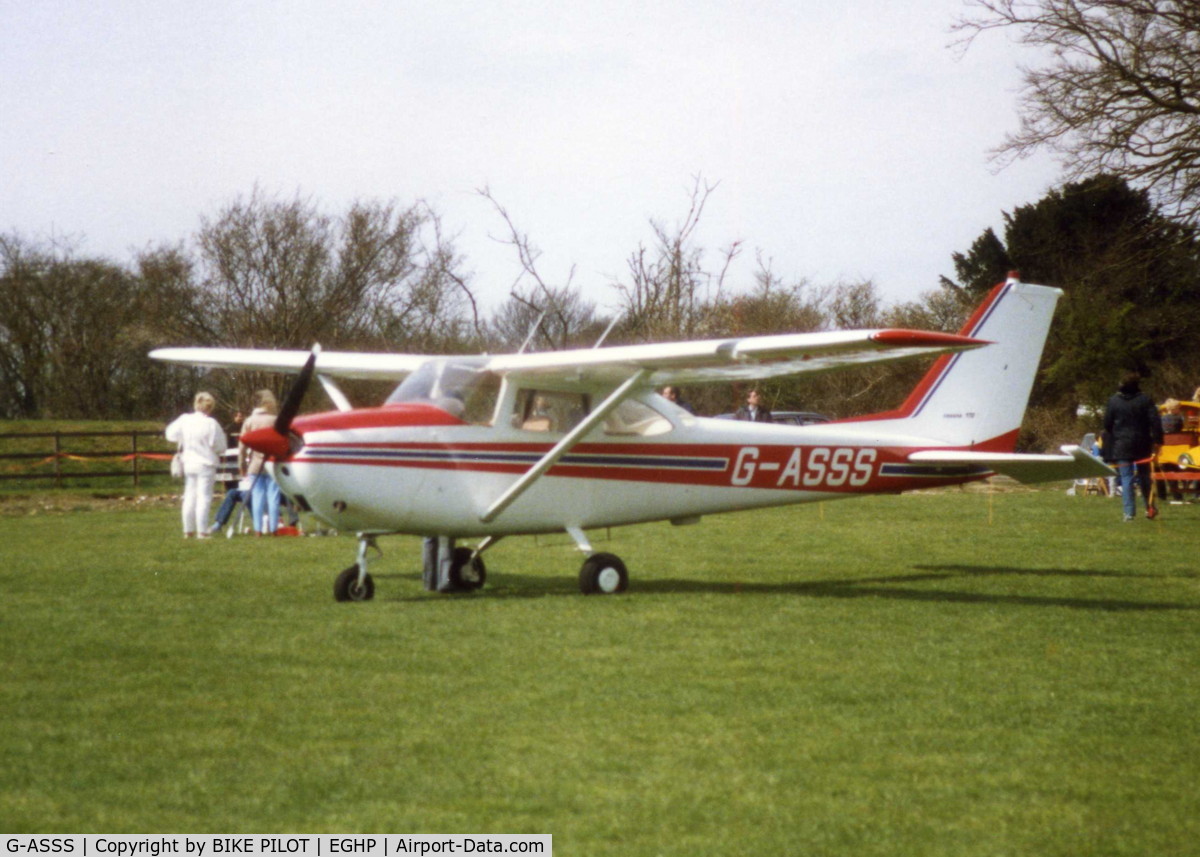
[511,390,672,437]
[512,390,589,433]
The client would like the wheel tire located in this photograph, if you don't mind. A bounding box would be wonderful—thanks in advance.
[579,552,628,595]
[334,565,375,602]
[448,547,487,591]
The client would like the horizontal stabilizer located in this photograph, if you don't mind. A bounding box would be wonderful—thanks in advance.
[908,445,1115,484]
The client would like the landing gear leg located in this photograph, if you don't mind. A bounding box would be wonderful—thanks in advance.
[334,534,379,602]
[423,536,451,592]
[422,536,488,593]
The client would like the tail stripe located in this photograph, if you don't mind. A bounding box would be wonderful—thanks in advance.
[907,281,1013,419]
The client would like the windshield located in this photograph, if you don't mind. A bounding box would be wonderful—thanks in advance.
[384,358,500,424]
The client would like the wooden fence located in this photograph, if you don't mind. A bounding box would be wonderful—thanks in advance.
[0,429,175,488]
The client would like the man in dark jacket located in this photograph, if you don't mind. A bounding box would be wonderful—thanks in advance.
[734,389,773,423]
[1103,372,1163,521]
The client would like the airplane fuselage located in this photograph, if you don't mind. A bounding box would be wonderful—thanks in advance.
[273,397,989,538]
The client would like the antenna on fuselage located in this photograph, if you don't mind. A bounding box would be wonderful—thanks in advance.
[517,310,547,354]
[593,312,623,349]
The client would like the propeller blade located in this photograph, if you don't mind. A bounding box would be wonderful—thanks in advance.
[275,344,320,436]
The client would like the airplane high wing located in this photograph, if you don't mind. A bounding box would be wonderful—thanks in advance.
[150,327,982,390]
[147,347,428,381]
[485,328,986,390]
[151,276,1113,601]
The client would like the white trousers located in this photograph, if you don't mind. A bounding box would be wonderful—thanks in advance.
[181,467,217,535]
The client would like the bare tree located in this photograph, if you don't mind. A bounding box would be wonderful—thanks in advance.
[192,188,463,345]
[772,280,915,418]
[192,188,476,351]
[149,188,479,411]
[704,254,825,337]
[479,186,607,351]
[368,203,484,354]
[0,234,54,417]
[0,234,175,418]
[886,287,973,334]
[488,284,608,352]
[614,176,742,342]
[956,0,1200,221]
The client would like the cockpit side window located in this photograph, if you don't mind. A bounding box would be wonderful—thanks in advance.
[384,359,500,425]
[461,372,501,425]
[387,362,439,404]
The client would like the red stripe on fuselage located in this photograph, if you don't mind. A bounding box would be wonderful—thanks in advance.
[294,403,466,433]
[295,441,996,494]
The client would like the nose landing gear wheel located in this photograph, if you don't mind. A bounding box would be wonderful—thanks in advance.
[334,565,375,602]
[579,552,628,595]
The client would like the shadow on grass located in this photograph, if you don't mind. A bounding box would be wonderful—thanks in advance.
[374,565,1197,612]
[634,569,1195,612]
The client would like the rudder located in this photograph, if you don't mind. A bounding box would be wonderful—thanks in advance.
[852,277,1062,450]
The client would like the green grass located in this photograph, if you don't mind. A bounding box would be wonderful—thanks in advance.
[1,487,1198,855]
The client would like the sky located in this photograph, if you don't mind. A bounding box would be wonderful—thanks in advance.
[0,0,1060,316]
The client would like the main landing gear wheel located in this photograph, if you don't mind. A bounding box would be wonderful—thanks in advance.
[334,565,375,602]
[579,552,628,595]
[449,546,487,591]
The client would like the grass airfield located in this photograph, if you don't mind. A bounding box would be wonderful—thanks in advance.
[1,486,1197,855]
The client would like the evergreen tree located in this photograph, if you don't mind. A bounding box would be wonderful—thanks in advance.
[948,175,1200,441]
[941,227,1012,299]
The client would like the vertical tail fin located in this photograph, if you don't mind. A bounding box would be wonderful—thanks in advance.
[853,277,1062,450]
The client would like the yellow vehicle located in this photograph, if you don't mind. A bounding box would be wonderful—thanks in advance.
[1158,400,1200,470]
[1155,400,1200,502]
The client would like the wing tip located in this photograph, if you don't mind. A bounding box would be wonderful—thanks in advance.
[870,330,991,349]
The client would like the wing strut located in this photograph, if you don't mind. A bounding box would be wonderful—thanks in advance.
[318,374,353,412]
[480,368,651,524]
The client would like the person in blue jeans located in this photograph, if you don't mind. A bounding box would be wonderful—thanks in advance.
[1103,372,1163,521]
[210,483,245,533]
[210,440,246,535]
[239,390,282,535]
[248,470,281,534]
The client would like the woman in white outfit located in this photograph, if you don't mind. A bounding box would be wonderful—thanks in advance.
[165,392,229,538]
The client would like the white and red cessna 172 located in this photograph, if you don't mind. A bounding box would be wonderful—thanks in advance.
[151,276,1112,601]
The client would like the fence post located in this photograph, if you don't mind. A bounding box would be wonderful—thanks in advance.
[0,427,168,489]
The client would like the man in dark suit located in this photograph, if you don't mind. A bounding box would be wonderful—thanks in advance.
[734,389,773,423]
